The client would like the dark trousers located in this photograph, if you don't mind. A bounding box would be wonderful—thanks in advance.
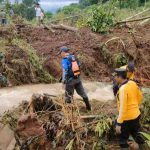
[65,78,91,110]
[1,19,6,25]
[119,115,145,148]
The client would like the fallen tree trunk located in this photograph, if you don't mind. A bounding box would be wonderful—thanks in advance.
[139,18,150,25]
[43,24,55,33]
[123,8,150,21]
[116,16,150,24]
[50,24,78,32]
[43,24,79,33]
[80,115,100,119]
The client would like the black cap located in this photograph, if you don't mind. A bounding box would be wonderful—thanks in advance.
[112,68,127,79]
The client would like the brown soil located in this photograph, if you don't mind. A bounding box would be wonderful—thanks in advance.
[17,23,150,84]
[1,21,150,86]
[18,26,111,82]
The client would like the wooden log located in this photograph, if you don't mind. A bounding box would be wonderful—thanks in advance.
[50,24,78,32]
[116,16,150,24]
[43,24,55,33]
[80,115,100,119]
[123,8,150,21]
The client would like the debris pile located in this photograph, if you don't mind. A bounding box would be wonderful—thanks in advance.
[1,17,150,86]
[0,26,53,86]
[16,22,150,85]
[0,94,117,150]
[0,93,150,149]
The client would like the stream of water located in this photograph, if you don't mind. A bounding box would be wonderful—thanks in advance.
[0,81,149,114]
[0,82,114,114]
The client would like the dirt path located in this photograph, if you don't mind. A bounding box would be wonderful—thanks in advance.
[0,82,114,114]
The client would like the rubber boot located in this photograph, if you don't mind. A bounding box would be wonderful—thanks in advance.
[139,143,149,150]
[83,97,91,111]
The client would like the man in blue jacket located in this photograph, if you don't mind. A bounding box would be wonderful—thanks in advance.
[59,46,91,111]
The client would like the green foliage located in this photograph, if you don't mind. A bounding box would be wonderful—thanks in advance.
[22,0,34,7]
[118,0,150,9]
[45,12,53,20]
[57,4,80,15]
[140,132,150,140]
[92,140,107,150]
[138,0,149,6]
[76,4,96,28]
[88,1,116,33]
[119,0,139,9]
[13,3,35,20]
[95,117,112,138]
[140,132,150,146]
[25,7,35,20]
[114,53,127,67]
[54,4,81,25]
[12,39,53,83]
[140,93,150,125]
[13,3,26,17]
[5,0,36,21]
[4,2,12,14]
[65,139,74,150]
[79,0,103,8]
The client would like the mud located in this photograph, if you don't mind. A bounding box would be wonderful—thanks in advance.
[16,23,150,85]
[17,26,111,81]
[1,21,150,86]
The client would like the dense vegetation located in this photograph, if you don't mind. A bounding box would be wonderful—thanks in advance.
[54,0,150,32]
[0,0,150,32]
[1,0,38,20]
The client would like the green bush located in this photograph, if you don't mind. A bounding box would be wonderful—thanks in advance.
[79,0,109,8]
[88,1,116,33]
[12,3,36,21]
[76,4,96,28]
[141,93,150,125]
[45,12,53,20]
[119,0,141,9]
[114,53,128,67]
[57,4,81,15]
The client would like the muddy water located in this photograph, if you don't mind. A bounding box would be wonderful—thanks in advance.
[0,82,114,114]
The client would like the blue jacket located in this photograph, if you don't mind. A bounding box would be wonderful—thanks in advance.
[61,54,80,83]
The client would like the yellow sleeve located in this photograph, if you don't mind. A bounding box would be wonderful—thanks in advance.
[117,86,127,124]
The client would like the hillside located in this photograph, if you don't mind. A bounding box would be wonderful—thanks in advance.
[1,18,150,86]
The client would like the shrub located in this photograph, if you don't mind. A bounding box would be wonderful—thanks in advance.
[45,12,53,20]
[114,53,128,67]
[88,1,116,33]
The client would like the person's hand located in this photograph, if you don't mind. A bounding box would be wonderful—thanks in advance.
[115,125,121,134]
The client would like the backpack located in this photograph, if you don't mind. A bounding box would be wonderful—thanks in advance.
[68,55,81,77]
